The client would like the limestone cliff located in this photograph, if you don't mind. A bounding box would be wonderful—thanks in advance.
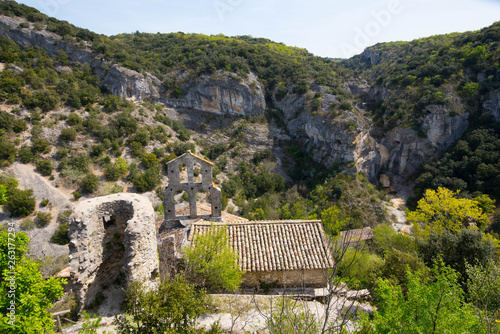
[0,15,265,116]
[273,85,382,183]
[483,89,500,121]
[0,14,483,189]
[162,72,266,116]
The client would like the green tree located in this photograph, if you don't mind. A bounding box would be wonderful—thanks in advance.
[115,276,208,334]
[466,262,500,333]
[372,223,416,255]
[418,228,496,286]
[407,187,488,237]
[0,229,65,333]
[183,224,243,292]
[359,261,480,333]
[321,206,348,236]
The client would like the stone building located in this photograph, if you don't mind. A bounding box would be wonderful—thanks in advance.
[68,193,159,310]
[189,220,334,288]
[157,151,334,288]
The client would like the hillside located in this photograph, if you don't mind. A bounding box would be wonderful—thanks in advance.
[0,1,499,332]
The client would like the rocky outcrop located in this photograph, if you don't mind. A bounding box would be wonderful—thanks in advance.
[273,86,382,182]
[483,89,500,121]
[0,15,93,63]
[69,193,158,310]
[96,64,162,101]
[379,106,468,187]
[162,72,266,116]
[0,16,265,115]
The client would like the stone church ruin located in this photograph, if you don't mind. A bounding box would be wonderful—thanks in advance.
[68,193,158,310]
[69,152,333,311]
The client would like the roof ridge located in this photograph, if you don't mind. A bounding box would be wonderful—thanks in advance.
[192,219,322,226]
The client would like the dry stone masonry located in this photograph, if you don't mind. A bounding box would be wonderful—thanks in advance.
[68,193,159,310]
[162,151,222,230]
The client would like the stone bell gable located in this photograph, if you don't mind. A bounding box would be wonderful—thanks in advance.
[163,151,222,228]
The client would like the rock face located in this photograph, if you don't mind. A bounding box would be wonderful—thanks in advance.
[162,72,266,116]
[483,89,500,121]
[0,15,477,187]
[0,16,265,116]
[0,15,93,63]
[273,87,382,182]
[96,64,162,101]
[68,193,159,310]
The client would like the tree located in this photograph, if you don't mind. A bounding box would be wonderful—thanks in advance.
[183,224,243,292]
[59,127,77,141]
[466,262,500,333]
[115,276,209,334]
[359,261,480,333]
[407,187,489,237]
[417,228,495,285]
[0,229,65,333]
[0,137,16,164]
[321,206,348,236]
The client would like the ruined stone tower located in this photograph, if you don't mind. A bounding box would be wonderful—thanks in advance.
[162,151,222,229]
[68,193,159,310]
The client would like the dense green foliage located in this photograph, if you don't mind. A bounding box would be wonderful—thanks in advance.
[0,229,65,333]
[415,122,500,201]
[345,22,500,129]
[359,262,482,333]
[115,276,211,334]
[183,225,243,292]
[0,177,35,217]
[408,187,490,236]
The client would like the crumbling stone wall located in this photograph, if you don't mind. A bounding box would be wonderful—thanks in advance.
[68,193,159,309]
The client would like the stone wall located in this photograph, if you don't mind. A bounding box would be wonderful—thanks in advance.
[241,269,328,288]
[68,193,159,310]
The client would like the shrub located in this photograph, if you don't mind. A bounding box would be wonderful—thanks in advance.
[5,188,36,217]
[36,159,53,176]
[32,138,50,154]
[18,146,33,163]
[50,223,69,245]
[115,276,209,334]
[133,167,161,193]
[35,211,52,228]
[60,127,77,141]
[20,218,35,231]
[57,209,73,224]
[0,230,65,332]
[141,153,158,169]
[39,198,50,207]
[79,173,100,193]
[73,191,82,200]
[0,140,16,165]
[67,113,82,126]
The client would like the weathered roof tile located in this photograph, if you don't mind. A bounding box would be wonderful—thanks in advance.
[190,220,334,272]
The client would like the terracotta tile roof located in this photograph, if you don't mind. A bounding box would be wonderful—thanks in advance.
[175,203,249,223]
[190,220,334,272]
[339,227,373,242]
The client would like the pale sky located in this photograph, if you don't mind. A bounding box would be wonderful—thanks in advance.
[16,0,500,58]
